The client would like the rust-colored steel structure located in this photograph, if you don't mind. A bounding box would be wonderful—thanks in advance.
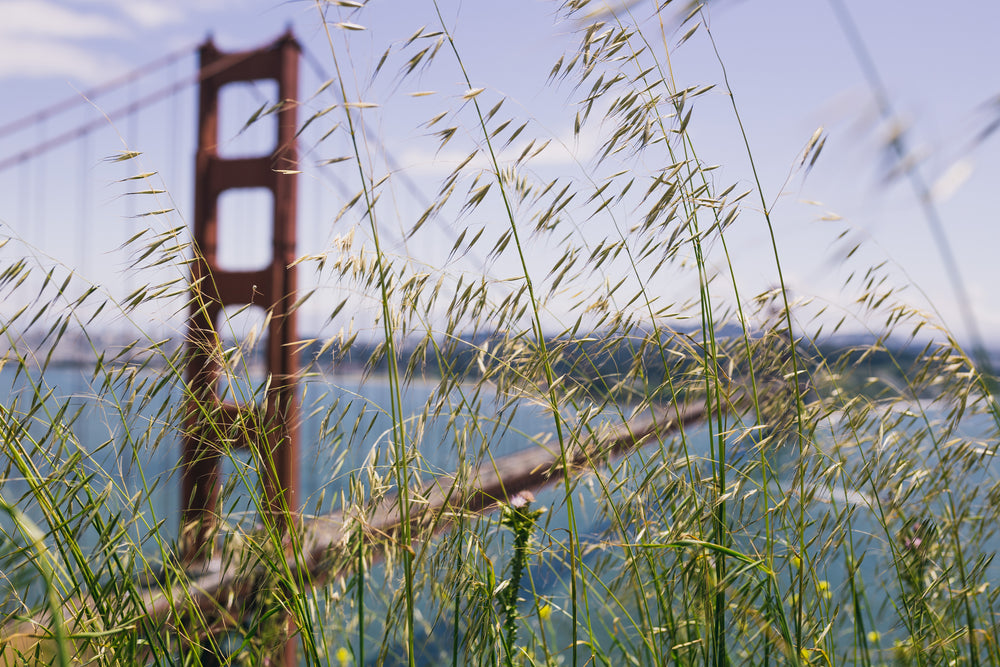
[181,31,300,561]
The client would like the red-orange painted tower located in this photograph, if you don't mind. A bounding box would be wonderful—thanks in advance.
[181,31,300,562]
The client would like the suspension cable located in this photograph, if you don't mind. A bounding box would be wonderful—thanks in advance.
[0,47,262,174]
[0,45,197,140]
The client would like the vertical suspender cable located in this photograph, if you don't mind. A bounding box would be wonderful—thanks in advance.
[34,119,46,253]
[124,80,139,303]
[78,134,90,281]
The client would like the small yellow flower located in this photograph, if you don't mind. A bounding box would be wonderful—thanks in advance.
[538,604,552,622]
[790,554,802,569]
[817,580,832,600]
[867,631,881,643]
[335,647,351,666]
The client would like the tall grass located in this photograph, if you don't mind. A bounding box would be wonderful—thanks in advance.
[1,1,999,666]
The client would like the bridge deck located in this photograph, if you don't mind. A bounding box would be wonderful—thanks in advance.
[1,398,712,657]
[143,398,710,622]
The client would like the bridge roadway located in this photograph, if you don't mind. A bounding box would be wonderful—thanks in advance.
[1,397,713,659]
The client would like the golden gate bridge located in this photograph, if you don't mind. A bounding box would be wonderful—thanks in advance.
[0,30,476,359]
[0,32,574,665]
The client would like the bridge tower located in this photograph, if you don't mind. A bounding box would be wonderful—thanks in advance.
[180,31,301,563]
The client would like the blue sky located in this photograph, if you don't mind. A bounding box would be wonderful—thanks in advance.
[0,0,998,348]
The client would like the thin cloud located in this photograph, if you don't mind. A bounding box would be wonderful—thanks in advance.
[0,1,126,83]
[76,0,185,29]
[117,1,183,29]
[0,37,123,83]
[0,0,219,83]
[0,0,119,38]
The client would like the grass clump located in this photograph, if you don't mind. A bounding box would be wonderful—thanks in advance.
[1,1,999,666]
